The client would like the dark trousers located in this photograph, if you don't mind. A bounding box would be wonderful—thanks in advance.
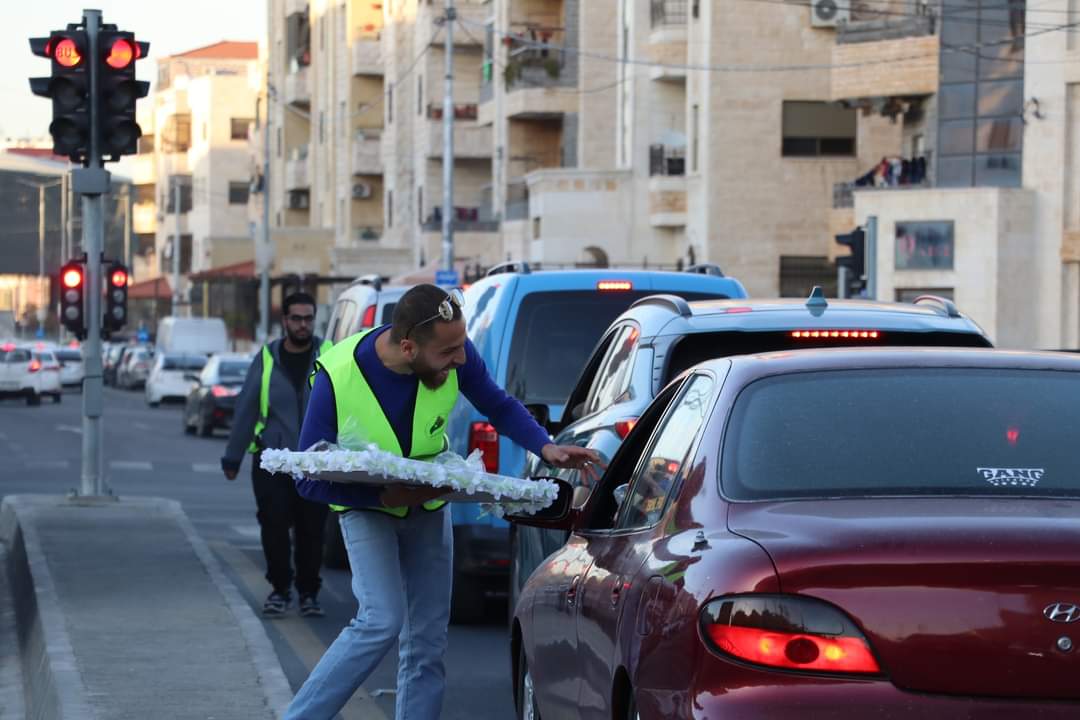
[252,452,329,597]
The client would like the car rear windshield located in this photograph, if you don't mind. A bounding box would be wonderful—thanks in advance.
[56,350,82,362]
[219,361,251,380]
[1,349,31,363]
[506,290,727,405]
[163,355,206,371]
[722,368,1080,500]
[381,302,397,325]
[666,330,990,383]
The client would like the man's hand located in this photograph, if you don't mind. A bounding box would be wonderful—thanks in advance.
[380,484,449,508]
[223,469,238,481]
[541,444,605,484]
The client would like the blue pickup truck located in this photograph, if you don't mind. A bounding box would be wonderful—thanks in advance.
[444,263,747,622]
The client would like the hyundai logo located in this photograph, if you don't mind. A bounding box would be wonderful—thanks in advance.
[1044,603,1080,624]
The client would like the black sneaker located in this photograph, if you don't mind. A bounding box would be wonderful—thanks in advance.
[299,594,324,618]
[262,591,290,617]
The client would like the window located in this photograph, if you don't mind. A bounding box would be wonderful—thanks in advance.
[781,101,856,157]
[722,368,1080,500]
[230,118,252,141]
[617,373,714,529]
[332,300,358,342]
[895,288,955,303]
[219,360,251,380]
[895,221,954,270]
[690,104,700,172]
[228,181,250,205]
[585,325,640,415]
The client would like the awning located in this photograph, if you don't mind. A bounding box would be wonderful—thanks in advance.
[128,277,171,301]
[189,260,255,281]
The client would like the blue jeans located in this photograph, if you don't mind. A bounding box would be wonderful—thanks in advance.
[284,508,453,720]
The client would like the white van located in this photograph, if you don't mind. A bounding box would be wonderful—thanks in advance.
[156,317,229,356]
[324,275,409,344]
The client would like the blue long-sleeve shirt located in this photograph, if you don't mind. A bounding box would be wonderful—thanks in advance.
[295,325,551,509]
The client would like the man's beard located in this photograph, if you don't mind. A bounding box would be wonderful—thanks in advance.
[287,328,312,347]
[411,357,451,389]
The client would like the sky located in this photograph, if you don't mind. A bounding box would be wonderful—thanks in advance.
[1,0,266,140]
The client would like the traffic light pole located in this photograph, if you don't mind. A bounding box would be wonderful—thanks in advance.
[441,0,456,274]
[865,215,878,301]
[77,8,108,498]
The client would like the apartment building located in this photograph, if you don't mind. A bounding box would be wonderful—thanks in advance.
[128,41,260,296]
[831,0,1080,348]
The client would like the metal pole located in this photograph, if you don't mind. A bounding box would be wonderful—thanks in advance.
[837,265,849,300]
[81,8,107,497]
[38,185,46,284]
[441,0,456,274]
[865,215,878,300]
[172,175,182,315]
[259,80,272,344]
[123,182,132,277]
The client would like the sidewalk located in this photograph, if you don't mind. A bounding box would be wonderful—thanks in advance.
[1,494,294,720]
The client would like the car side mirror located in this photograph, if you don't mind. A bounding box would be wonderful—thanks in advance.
[571,484,591,510]
[505,477,575,529]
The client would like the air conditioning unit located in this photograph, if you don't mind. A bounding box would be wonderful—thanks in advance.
[811,0,850,27]
[288,190,310,210]
[352,182,373,199]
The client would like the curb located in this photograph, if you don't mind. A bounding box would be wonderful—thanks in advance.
[1,495,294,720]
[1,496,98,720]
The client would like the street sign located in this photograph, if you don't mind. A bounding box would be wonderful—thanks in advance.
[435,270,459,287]
[137,328,149,342]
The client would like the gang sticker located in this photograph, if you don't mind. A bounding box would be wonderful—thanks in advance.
[977,468,1045,488]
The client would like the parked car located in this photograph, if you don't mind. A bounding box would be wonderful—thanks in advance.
[324,274,408,344]
[146,352,208,406]
[0,344,49,405]
[55,347,85,387]
[103,344,127,386]
[32,349,63,403]
[511,291,994,614]
[156,316,228,356]
[511,348,1080,719]
[439,262,748,622]
[117,346,153,389]
[182,353,253,436]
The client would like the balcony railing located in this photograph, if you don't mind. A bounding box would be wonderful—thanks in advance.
[648,144,686,176]
[421,206,499,232]
[426,103,479,120]
[837,12,935,44]
[505,24,568,89]
[832,155,932,208]
[506,180,529,220]
[355,226,382,242]
[650,0,688,27]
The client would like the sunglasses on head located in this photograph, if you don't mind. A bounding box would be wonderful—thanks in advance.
[405,288,465,339]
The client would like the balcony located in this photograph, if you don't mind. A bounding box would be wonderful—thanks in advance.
[352,36,382,76]
[352,132,383,175]
[506,179,529,220]
[830,9,938,101]
[425,104,492,158]
[354,226,383,242]
[421,206,499,233]
[285,147,310,191]
[648,175,687,227]
[284,66,311,108]
[832,156,931,209]
[647,0,688,81]
[133,202,157,235]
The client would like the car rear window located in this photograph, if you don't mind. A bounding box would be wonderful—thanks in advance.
[163,355,206,371]
[506,290,726,405]
[219,361,251,380]
[1,349,31,363]
[666,330,990,383]
[381,302,397,325]
[722,368,1080,500]
[56,350,82,362]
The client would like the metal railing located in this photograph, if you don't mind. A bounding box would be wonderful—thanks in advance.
[649,144,686,176]
[426,103,479,120]
[650,0,688,27]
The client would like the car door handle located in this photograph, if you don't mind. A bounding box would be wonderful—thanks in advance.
[611,577,626,607]
[567,575,581,606]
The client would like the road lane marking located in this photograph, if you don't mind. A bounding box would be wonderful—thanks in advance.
[23,460,71,470]
[55,424,82,435]
[210,541,387,720]
[134,422,152,431]
[109,460,153,471]
[232,524,261,540]
[192,463,219,473]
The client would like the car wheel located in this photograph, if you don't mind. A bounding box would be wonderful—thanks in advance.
[509,525,522,628]
[26,391,41,406]
[323,514,350,570]
[516,646,541,720]
[148,398,159,408]
[197,412,212,437]
[52,392,61,404]
[182,409,196,435]
[450,568,486,625]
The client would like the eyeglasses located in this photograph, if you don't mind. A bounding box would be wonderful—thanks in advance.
[405,288,465,339]
[287,314,316,324]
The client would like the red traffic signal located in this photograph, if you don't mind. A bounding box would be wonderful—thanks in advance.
[110,268,128,287]
[62,266,84,289]
[59,258,87,339]
[105,38,134,69]
[53,37,83,67]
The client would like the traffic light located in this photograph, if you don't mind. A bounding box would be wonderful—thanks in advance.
[835,227,866,299]
[59,258,87,339]
[104,261,129,334]
[29,31,91,162]
[98,30,149,159]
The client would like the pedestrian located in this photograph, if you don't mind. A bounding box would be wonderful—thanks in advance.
[221,291,333,618]
[286,283,599,720]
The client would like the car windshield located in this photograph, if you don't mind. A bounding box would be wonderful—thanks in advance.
[56,350,82,362]
[218,360,251,380]
[1,349,31,363]
[381,302,397,325]
[505,289,728,406]
[163,355,206,371]
[722,368,1080,500]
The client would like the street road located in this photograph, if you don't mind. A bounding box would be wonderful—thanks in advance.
[0,386,516,719]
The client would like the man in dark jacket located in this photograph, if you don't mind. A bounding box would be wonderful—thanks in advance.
[222,292,332,617]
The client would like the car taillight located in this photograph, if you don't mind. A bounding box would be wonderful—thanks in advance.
[790,330,880,340]
[211,385,237,398]
[614,418,638,439]
[362,304,377,328]
[28,359,42,373]
[700,594,881,675]
[597,280,633,292]
[468,421,499,473]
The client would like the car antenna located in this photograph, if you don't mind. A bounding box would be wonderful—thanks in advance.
[805,286,828,310]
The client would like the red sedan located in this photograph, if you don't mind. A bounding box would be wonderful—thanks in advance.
[510,348,1080,719]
